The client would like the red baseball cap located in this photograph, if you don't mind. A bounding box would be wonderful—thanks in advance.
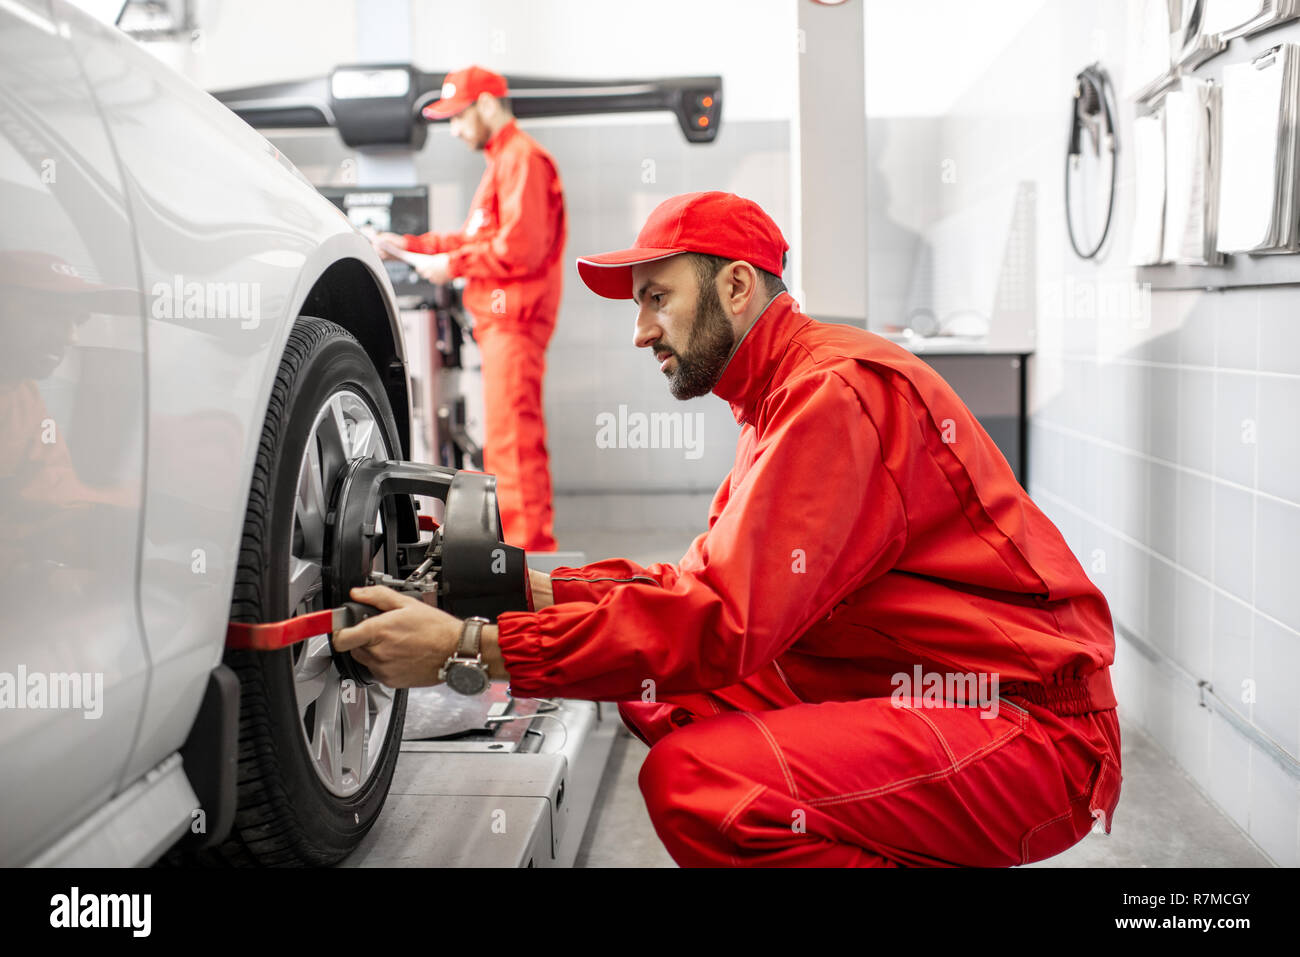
[423,66,508,120]
[576,191,789,300]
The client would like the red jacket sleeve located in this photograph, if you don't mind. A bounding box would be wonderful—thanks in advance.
[446,150,560,280]
[496,372,909,700]
[402,231,467,255]
[544,481,729,604]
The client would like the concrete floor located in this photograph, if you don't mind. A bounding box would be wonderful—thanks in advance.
[559,520,1277,867]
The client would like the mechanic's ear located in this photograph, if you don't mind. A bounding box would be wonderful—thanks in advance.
[721,260,759,317]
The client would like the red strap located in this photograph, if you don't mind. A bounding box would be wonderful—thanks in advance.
[418,514,439,532]
[226,609,335,650]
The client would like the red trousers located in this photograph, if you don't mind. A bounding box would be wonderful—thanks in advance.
[619,665,1122,867]
[475,324,556,551]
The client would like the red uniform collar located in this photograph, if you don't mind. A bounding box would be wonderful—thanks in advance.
[712,292,812,424]
[484,118,520,156]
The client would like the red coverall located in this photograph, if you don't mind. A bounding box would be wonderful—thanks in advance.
[404,119,565,550]
[496,292,1122,867]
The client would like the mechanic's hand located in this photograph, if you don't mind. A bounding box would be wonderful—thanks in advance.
[415,252,452,284]
[333,585,461,688]
[371,231,406,260]
[529,569,554,610]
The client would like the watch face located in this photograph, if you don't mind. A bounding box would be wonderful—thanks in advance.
[446,662,489,695]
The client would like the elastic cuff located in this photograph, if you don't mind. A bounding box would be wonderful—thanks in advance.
[1002,668,1117,716]
[495,610,553,698]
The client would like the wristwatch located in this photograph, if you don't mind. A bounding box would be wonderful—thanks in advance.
[439,616,491,695]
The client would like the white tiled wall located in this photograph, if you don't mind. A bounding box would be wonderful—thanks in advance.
[871,0,1300,865]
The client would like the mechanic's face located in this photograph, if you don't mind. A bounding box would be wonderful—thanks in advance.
[449,102,490,150]
[631,255,735,401]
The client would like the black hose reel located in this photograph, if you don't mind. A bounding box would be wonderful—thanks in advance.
[1065,63,1119,260]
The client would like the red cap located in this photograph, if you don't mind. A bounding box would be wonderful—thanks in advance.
[422,66,508,120]
[576,191,788,300]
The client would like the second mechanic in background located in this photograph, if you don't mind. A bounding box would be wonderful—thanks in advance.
[375,65,565,551]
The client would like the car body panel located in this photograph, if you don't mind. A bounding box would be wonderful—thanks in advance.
[0,1,409,863]
[0,0,149,865]
[51,1,408,792]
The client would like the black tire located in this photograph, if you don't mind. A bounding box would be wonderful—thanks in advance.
[214,316,407,866]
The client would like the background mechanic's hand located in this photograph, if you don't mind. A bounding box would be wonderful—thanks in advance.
[414,252,451,284]
[370,231,406,260]
[529,568,554,609]
[334,585,460,688]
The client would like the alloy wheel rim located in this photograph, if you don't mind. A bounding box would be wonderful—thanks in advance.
[289,389,396,798]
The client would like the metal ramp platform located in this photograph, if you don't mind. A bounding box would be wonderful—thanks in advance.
[344,692,616,868]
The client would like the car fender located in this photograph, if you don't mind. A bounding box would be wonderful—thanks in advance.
[53,2,409,787]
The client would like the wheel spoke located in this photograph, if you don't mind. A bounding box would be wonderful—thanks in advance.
[316,397,349,490]
[311,674,343,791]
[287,556,323,614]
[334,395,359,457]
[293,635,332,720]
[294,442,327,559]
[340,676,367,787]
[366,684,394,766]
[351,417,379,460]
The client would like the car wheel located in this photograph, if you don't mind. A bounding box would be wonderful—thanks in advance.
[214,315,407,866]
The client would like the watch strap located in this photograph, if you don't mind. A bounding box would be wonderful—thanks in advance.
[456,616,489,659]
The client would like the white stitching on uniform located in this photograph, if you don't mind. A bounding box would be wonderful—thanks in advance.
[806,722,1025,808]
[908,709,958,769]
[718,782,766,836]
[740,712,799,800]
[550,575,658,584]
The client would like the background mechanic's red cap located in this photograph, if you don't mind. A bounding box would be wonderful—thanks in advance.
[576,191,789,300]
[423,66,507,120]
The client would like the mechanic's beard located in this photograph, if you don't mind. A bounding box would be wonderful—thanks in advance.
[666,285,735,401]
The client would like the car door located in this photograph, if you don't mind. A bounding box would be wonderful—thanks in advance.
[0,0,148,864]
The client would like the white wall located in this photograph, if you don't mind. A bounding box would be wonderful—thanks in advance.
[410,0,795,123]
[142,0,796,123]
[864,0,1052,117]
[868,0,1300,866]
[141,0,359,89]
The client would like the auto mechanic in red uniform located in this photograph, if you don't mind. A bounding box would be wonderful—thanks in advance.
[343,191,1123,868]
[374,65,564,551]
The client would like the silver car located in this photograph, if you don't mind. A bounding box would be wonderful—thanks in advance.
[2,0,414,865]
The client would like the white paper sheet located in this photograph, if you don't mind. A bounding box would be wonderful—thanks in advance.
[1131,109,1168,265]
[1217,44,1294,252]
[1163,78,1223,264]
[1126,0,1177,101]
